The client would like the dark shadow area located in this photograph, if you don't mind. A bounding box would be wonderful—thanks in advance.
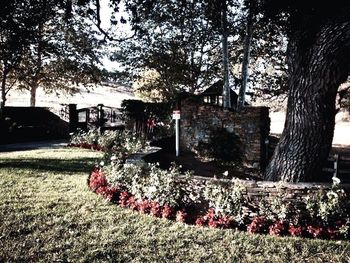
[148,137,261,180]
[0,140,68,153]
[0,157,97,174]
[0,106,69,145]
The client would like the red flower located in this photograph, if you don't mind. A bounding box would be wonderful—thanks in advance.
[326,227,338,240]
[161,204,175,219]
[176,210,187,223]
[217,216,232,229]
[138,199,151,214]
[288,224,303,237]
[307,225,325,238]
[208,219,218,228]
[205,208,216,220]
[195,217,206,226]
[127,196,138,210]
[247,216,269,234]
[89,168,107,191]
[150,201,161,217]
[269,221,287,236]
[95,186,119,201]
[119,191,131,207]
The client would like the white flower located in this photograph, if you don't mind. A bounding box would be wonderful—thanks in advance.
[110,155,117,161]
[223,171,229,177]
[332,176,341,185]
[148,186,157,193]
[99,161,105,166]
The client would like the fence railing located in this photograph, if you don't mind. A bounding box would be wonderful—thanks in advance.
[322,154,350,183]
[73,104,124,132]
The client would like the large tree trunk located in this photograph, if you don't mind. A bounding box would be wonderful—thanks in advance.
[265,22,350,182]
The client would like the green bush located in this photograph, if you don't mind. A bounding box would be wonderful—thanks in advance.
[106,162,189,207]
[203,180,246,221]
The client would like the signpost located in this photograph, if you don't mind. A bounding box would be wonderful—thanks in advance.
[172,110,180,157]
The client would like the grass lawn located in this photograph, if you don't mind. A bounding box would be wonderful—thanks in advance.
[1,148,350,262]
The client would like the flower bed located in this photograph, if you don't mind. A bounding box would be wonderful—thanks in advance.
[88,163,350,240]
[74,128,350,240]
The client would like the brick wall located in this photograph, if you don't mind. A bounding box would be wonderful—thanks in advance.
[180,97,270,172]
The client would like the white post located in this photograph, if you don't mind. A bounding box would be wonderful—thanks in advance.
[173,110,180,157]
[176,118,180,157]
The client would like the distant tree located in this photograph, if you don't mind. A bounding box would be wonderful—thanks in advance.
[15,3,103,106]
[0,0,41,108]
[0,0,112,108]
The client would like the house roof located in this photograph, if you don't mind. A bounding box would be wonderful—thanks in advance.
[200,80,237,97]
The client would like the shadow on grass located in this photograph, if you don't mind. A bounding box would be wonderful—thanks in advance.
[0,157,98,174]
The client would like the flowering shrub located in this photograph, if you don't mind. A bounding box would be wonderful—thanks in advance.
[307,225,325,239]
[176,210,187,223]
[88,150,350,241]
[143,164,183,207]
[304,188,348,225]
[203,180,245,219]
[288,224,304,237]
[106,162,187,208]
[195,208,234,229]
[119,191,131,207]
[97,130,120,149]
[269,220,288,236]
[258,194,295,221]
[138,199,151,213]
[95,186,119,201]
[70,128,99,146]
[69,129,148,156]
[161,204,175,219]
[106,162,144,191]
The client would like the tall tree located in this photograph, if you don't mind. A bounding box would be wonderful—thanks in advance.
[237,3,254,110]
[221,0,231,108]
[112,0,229,99]
[1,0,110,108]
[0,0,41,108]
[15,3,103,106]
[261,1,350,182]
[111,0,287,105]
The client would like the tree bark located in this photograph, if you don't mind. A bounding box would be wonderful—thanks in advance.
[221,0,231,108]
[265,22,350,182]
[1,66,9,109]
[238,8,254,111]
[30,83,38,107]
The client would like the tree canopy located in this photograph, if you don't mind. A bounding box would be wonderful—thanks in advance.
[111,0,287,103]
[0,0,109,107]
